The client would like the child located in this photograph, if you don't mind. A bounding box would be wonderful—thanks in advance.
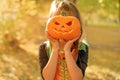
[39,0,88,80]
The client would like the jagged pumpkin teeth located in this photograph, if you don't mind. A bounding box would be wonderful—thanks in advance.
[46,16,81,40]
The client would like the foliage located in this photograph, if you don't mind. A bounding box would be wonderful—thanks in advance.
[77,0,119,26]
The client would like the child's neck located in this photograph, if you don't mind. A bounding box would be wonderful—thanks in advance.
[59,39,66,50]
[60,43,64,50]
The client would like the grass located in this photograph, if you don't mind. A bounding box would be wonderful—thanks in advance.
[0,48,41,80]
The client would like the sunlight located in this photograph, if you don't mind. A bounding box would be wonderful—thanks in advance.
[98,0,103,3]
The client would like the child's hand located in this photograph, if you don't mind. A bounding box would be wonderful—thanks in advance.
[46,31,60,51]
[64,35,80,53]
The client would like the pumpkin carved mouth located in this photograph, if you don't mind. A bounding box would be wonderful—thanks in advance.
[53,21,73,33]
[46,16,81,40]
[54,28,73,34]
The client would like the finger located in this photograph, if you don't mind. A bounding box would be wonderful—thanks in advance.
[65,37,78,47]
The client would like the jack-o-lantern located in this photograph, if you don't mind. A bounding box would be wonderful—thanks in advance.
[46,16,81,40]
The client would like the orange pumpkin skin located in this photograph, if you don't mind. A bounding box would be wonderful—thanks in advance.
[46,16,81,40]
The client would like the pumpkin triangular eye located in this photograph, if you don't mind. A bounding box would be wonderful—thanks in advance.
[55,22,60,25]
[66,21,72,26]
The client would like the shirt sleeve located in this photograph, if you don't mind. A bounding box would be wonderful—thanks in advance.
[39,42,49,79]
[76,43,88,76]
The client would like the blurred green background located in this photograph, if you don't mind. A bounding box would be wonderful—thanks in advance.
[0,0,119,80]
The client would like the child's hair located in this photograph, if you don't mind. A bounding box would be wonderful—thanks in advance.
[49,0,83,50]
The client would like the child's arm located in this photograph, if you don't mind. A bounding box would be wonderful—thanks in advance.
[42,32,60,80]
[64,37,83,80]
[42,47,59,80]
[65,51,83,80]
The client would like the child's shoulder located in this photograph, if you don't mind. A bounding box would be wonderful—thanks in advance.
[39,40,51,58]
[79,39,89,53]
[42,41,51,57]
[39,41,50,48]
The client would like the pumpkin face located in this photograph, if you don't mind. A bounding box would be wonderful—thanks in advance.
[46,16,81,40]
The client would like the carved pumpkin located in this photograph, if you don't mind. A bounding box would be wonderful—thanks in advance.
[46,16,81,40]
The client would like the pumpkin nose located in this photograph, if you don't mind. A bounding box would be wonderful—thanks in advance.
[62,26,65,28]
